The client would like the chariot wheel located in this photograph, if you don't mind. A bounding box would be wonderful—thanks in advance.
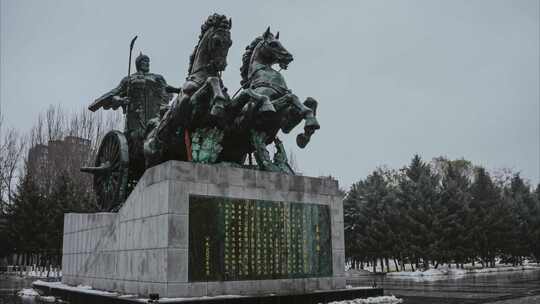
[92,130,129,211]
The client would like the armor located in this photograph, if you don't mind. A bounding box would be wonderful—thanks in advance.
[89,54,176,171]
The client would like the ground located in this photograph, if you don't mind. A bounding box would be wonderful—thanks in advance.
[376,269,540,304]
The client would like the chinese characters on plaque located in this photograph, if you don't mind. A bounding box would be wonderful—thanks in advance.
[189,195,332,282]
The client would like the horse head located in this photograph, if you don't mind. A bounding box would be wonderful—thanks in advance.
[257,27,293,70]
[189,14,232,77]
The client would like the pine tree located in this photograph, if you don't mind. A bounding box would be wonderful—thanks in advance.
[344,181,364,268]
[505,174,535,264]
[344,168,399,272]
[469,167,512,267]
[531,184,540,260]
[397,155,441,269]
[6,174,50,264]
[439,160,475,267]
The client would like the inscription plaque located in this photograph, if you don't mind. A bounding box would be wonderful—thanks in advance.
[189,195,333,281]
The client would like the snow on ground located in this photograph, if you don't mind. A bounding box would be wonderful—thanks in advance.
[385,264,540,282]
[346,269,373,277]
[349,260,540,274]
[18,288,57,303]
[33,280,118,296]
[17,288,40,297]
[346,285,375,290]
[32,281,248,302]
[140,295,246,303]
[38,295,56,302]
[325,295,402,304]
[137,293,392,304]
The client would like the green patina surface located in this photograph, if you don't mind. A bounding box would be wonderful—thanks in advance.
[191,127,224,164]
[189,195,332,282]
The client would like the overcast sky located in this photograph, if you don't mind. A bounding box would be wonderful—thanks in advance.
[1,0,539,188]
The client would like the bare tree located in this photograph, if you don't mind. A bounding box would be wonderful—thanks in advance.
[0,111,25,211]
[492,167,518,189]
[26,104,122,197]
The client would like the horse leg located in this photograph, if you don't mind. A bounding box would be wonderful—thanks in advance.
[272,93,294,112]
[245,89,275,113]
[276,94,320,148]
[143,122,163,169]
[230,89,275,129]
[155,94,191,141]
[206,76,227,119]
[275,94,319,130]
[145,94,191,167]
[289,95,320,131]
[190,81,224,126]
[250,131,281,172]
[296,97,320,148]
[230,90,251,112]
[190,82,212,109]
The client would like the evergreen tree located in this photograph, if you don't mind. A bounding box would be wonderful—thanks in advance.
[344,168,399,271]
[344,181,364,267]
[398,155,441,269]
[469,167,512,266]
[6,174,50,264]
[505,174,535,264]
[5,170,96,265]
[438,161,473,267]
[531,184,540,260]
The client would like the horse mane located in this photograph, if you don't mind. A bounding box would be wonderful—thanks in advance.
[240,36,263,86]
[188,14,231,74]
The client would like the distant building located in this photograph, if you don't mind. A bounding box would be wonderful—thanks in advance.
[27,144,48,178]
[27,136,91,192]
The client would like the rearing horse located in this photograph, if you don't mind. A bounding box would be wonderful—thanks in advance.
[219,27,320,173]
[144,14,232,168]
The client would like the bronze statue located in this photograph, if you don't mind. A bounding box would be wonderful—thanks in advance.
[84,15,321,211]
[144,13,233,167]
[89,52,178,173]
[83,48,179,211]
[218,27,320,172]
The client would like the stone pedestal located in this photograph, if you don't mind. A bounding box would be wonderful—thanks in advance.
[62,161,345,298]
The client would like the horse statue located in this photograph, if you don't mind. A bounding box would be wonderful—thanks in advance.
[144,13,233,167]
[218,27,320,173]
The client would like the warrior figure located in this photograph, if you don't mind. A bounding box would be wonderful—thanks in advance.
[89,53,179,177]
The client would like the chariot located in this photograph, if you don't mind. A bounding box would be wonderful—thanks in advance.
[81,129,134,212]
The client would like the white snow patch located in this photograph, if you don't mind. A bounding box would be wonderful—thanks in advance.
[118,294,137,298]
[17,288,40,297]
[135,294,246,303]
[33,280,118,296]
[325,295,403,304]
[386,265,540,281]
[346,269,373,277]
[76,284,93,290]
[38,295,56,302]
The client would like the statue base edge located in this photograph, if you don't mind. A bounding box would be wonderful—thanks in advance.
[61,161,346,298]
[34,280,383,303]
